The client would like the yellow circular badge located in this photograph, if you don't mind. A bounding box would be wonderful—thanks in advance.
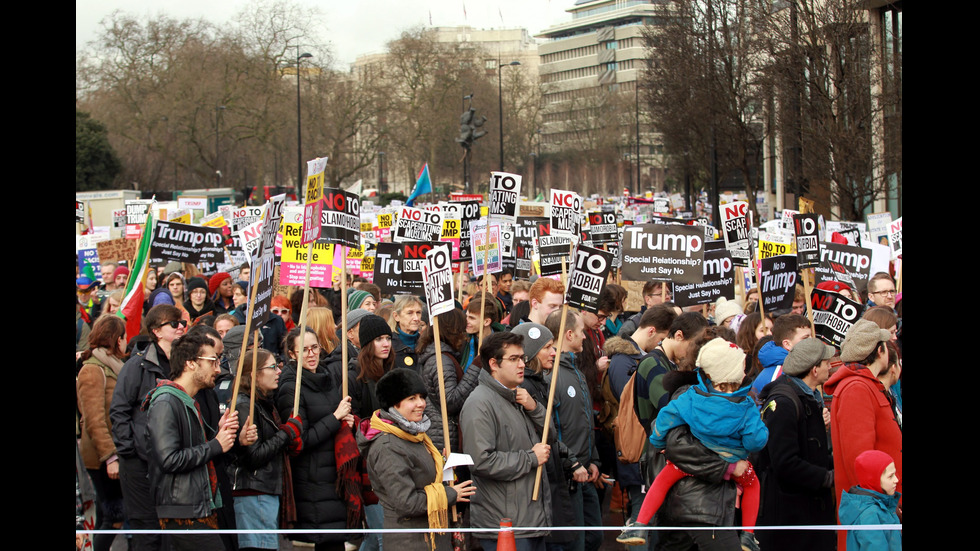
[404,357,414,366]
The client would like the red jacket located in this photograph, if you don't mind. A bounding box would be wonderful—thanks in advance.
[824,362,902,550]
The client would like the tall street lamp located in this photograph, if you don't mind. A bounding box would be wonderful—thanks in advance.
[296,49,313,198]
[215,105,226,187]
[497,60,520,172]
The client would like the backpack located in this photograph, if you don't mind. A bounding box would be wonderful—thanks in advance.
[613,370,647,464]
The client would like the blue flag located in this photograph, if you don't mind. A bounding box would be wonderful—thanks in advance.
[406,163,432,206]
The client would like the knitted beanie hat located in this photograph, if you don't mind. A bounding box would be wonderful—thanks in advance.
[209,272,232,296]
[511,323,554,363]
[840,319,891,362]
[376,368,428,410]
[348,289,371,310]
[359,314,392,347]
[782,338,836,376]
[695,337,746,385]
[855,450,894,493]
[186,277,209,296]
[714,297,743,327]
[112,265,130,282]
[346,309,370,331]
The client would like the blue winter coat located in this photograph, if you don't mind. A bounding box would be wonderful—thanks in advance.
[751,340,788,395]
[651,372,769,462]
[838,487,902,550]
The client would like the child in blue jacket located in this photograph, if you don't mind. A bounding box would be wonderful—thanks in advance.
[838,450,902,550]
[618,338,768,550]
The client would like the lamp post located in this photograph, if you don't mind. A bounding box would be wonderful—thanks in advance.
[215,105,226,187]
[296,49,313,198]
[497,60,521,172]
[635,80,641,195]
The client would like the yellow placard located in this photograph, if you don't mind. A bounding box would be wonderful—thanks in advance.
[758,239,790,259]
[169,213,191,224]
[280,222,335,263]
[441,218,460,239]
[361,255,375,273]
[377,213,394,229]
[305,173,324,205]
[201,215,227,228]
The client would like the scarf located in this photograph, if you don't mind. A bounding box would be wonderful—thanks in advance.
[396,326,420,350]
[385,406,432,435]
[334,414,364,530]
[370,411,446,551]
[91,348,125,378]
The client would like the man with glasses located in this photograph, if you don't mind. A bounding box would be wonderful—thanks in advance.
[867,272,898,310]
[111,304,186,551]
[461,331,552,550]
[145,332,240,550]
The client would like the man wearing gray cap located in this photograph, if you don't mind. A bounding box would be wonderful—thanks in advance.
[824,319,902,550]
[756,338,837,551]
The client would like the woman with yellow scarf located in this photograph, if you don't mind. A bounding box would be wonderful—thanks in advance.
[358,368,476,551]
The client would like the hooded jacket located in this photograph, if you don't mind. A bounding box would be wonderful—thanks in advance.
[459,369,551,539]
[110,341,170,461]
[838,487,902,550]
[824,362,902,550]
[752,340,789,394]
[417,341,481,453]
[548,352,600,469]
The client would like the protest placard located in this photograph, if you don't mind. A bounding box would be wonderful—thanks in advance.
[673,245,736,307]
[278,221,335,287]
[488,171,521,223]
[319,188,361,248]
[866,212,892,247]
[111,208,126,229]
[125,199,152,239]
[825,221,865,246]
[250,195,285,325]
[449,200,480,264]
[360,251,375,282]
[720,201,750,267]
[394,206,442,243]
[423,245,455,320]
[550,189,581,237]
[652,197,670,215]
[514,217,543,277]
[150,221,225,264]
[302,157,328,245]
[793,213,822,269]
[373,242,448,295]
[231,206,264,233]
[566,244,613,313]
[470,219,502,276]
[758,239,791,260]
[810,288,865,349]
[621,224,706,284]
[889,217,902,258]
[375,209,395,242]
[538,227,573,277]
[814,242,873,292]
[96,238,138,264]
[500,224,514,258]
[76,201,85,223]
[587,211,618,244]
[759,255,798,312]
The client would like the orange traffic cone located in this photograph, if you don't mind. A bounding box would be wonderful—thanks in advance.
[497,518,516,551]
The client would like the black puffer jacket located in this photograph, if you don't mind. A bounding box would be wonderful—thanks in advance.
[229,393,288,496]
[275,361,346,543]
[391,331,419,371]
[110,341,170,461]
[417,341,481,453]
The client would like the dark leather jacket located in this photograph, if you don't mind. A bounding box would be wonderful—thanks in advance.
[144,385,224,519]
[229,393,287,495]
[660,423,737,526]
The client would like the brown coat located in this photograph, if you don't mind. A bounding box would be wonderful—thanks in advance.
[77,355,118,470]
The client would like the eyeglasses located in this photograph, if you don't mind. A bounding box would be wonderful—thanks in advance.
[871,289,897,296]
[272,308,290,315]
[596,313,609,323]
[159,320,188,329]
[501,354,528,364]
[196,356,219,367]
[302,344,321,356]
[259,363,282,372]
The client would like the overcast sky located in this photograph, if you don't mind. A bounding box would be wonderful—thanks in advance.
[76,0,574,66]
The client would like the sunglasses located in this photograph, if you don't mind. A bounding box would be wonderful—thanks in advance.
[159,320,189,329]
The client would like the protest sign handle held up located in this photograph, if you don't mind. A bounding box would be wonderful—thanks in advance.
[533,258,568,502]
[341,245,348,398]
[291,240,317,417]
[249,330,259,429]
[803,268,815,334]
[478,218,491,353]
[231,259,264,412]
[432,318,458,522]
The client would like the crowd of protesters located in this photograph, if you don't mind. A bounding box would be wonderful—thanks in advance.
[77,260,902,551]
